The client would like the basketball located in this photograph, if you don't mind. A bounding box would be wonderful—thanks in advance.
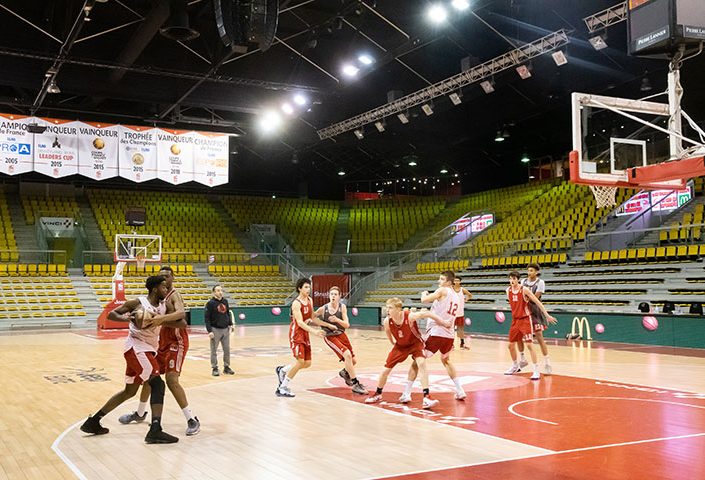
[495,311,505,323]
[351,307,359,316]
[465,317,471,326]
[271,307,281,316]
[642,316,659,331]
[595,323,605,334]
[238,313,246,320]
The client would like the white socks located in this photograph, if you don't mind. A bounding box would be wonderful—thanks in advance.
[282,364,292,374]
[452,378,462,389]
[520,352,527,361]
[403,380,414,396]
[137,401,148,416]
[281,376,291,388]
[513,360,519,367]
[533,364,539,372]
[544,356,551,366]
[182,407,194,421]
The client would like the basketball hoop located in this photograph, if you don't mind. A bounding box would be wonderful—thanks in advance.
[589,185,618,209]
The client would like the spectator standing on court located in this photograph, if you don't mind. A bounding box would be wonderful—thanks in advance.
[205,285,234,377]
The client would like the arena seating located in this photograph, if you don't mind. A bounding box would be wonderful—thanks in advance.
[657,202,704,245]
[208,264,293,306]
[20,194,79,225]
[583,245,705,264]
[348,197,446,252]
[416,259,469,273]
[220,195,338,264]
[88,189,244,263]
[0,190,18,262]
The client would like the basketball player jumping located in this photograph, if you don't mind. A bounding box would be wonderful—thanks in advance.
[505,271,556,380]
[312,286,368,395]
[365,298,443,409]
[80,275,182,444]
[275,278,324,398]
[118,266,200,436]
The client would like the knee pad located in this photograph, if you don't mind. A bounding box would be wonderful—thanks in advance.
[148,375,165,405]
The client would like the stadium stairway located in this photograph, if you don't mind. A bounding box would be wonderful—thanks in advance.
[331,206,351,257]
[403,195,466,251]
[210,196,258,253]
[77,196,109,252]
[68,268,104,322]
[6,189,40,257]
[635,195,705,247]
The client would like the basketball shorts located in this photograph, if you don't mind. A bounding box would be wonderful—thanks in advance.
[424,335,454,359]
[529,305,548,330]
[385,343,424,369]
[323,332,354,361]
[291,342,312,361]
[508,318,534,343]
[454,316,465,328]
[157,344,187,375]
[124,348,159,385]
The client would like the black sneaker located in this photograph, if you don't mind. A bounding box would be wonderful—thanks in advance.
[339,368,353,386]
[223,366,235,375]
[80,415,109,435]
[212,368,219,377]
[145,424,179,444]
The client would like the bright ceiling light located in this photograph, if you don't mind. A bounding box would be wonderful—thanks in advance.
[521,153,530,163]
[427,4,448,24]
[293,94,307,106]
[494,130,504,142]
[421,103,434,116]
[374,121,385,133]
[259,110,282,134]
[338,170,346,176]
[397,112,409,124]
[449,92,462,105]
[480,80,495,94]
[358,54,374,65]
[408,160,417,166]
[440,168,448,174]
[552,50,568,66]
[281,103,294,115]
[342,64,359,77]
[516,65,532,79]
[353,129,364,140]
[451,0,470,10]
[589,35,608,51]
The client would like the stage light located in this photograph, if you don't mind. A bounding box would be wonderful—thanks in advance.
[293,94,307,106]
[259,111,282,134]
[516,65,531,79]
[452,0,470,10]
[374,121,385,133]
[342,64,359,77]
[552,50,568,66]
[421,103,434,116]
[281,103,294,115]
[427,4,448,24]
[480,80,495,94]
[354,129,364,140]
[338,170,346,176]
[397,112,409,124]
[449,92,462,105]
[494,130,504,142]
[589,35,607,50]
[440,168,448,174]
[358,54,374,65]
[521,153,530,163]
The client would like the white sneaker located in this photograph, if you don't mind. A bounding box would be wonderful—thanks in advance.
[504,365,520,375]
[365,394,383,404]
[530,370,541,381]
[519,358,529,369]
[544,364,553,375]
[422,397,439,409]
[455,390,467,401]
[398,393,412,403]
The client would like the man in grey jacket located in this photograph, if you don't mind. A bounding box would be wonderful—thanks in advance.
[205,285,234,376]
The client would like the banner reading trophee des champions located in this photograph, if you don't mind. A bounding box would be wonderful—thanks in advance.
[118,125,158,183]
[0,114,33,176]
[77,121,120,180]
[33,117,79,178]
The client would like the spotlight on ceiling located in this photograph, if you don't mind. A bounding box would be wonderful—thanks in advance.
[448,91,462,105]
[353,128,364,140]
[47,80,61,94]
[397,112,409,124]
[258,110,282,134]
[358,54,374,65]
[494,130,505,142]
[589,35,608,51]
[342,64,359,77]
[421,103,434,116]
[551,50,568,66]
[281,103,294,115]
[293,94,307,106]
[451,0,470,10]
[374,120,386,133]
[338,170,346,176]
[516,64,532,79]
[440,168,448,174]
[480,80,495,94]
[427,4,448,24]
[521,152,530,163]
[408,160,417,166]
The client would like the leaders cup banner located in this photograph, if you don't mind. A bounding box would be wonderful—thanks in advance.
[0,114,33,175]
[33,117,79,178]
[311,274,351,307]
[77,122,120,180]
[156,129,194,185]
[193,131,229,187]
[118,125,158,183]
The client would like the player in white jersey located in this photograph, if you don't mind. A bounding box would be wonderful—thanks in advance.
[80,275,186,444]
[452,277,473,350]
[518,263,552,374]
[401,271,467,402]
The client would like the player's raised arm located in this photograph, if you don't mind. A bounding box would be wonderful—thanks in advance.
[410,308,452,328]
[420,288,444,304]
[293,300,324,337]
[522,286,556,325]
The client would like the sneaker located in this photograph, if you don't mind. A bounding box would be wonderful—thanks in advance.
[398,393,412,404]
[455,390,467,401]
[275,365,286,387]
[223,366,235,375]
[80,415,109,435]
[339,368,353,386]
[460,345,470,350]
[351,382,368,395]
[422,397,439,409]
[212,368,219,377]
[145,424,179,444]
[118,411,147,425]
[530,370,541,381]
[544,364,553,375]
[365,394,382,404]
[504,365,520,375]
[275,386,295,398]
[185,417,200,436]
[519,359,529,369]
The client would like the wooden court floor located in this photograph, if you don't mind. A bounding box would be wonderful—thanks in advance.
[2,324,705,479]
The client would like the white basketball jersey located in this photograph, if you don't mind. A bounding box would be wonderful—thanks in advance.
[427,286,458,339]
[454,288,466,314]
[124,296,166,353]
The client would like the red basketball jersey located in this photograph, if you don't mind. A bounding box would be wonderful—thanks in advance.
[388,309,424,347]
[289,296,313,345]
[158,288,189,350]
[507,285,531,321]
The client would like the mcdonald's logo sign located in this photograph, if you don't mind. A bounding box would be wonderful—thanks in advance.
[567,316,593,340]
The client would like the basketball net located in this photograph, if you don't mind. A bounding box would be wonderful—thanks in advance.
[589,185,618,209]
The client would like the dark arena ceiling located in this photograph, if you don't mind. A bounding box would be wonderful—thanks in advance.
[0,0,703,198]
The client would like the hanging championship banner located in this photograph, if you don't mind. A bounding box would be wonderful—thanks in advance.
[193,131,229,187]
[156,129,194,185]
[78,122,120,180]
[118,125,158,183]
[0,113,33,175]
[33,117,79,178]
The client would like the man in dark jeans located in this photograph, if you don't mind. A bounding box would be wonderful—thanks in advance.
[205,285,234,376]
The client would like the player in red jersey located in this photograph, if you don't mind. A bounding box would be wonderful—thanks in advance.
[275,278,324,398]
[365,298,445,409]
[504,271,556,380]
[118,266,199,436]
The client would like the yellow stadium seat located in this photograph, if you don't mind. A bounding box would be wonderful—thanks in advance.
[585,251,594,262]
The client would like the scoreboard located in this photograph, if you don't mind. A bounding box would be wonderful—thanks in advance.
[628,0,705,57]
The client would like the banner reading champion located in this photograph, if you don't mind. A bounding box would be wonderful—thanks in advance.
[0,114,33,176]
[77,122,120,180]
[192,131,229,187]
[118,125,158,183]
